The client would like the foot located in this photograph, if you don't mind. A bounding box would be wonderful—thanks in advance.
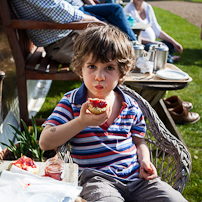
[171,55,181,62]
[168,104,200,124]
[164,95,193,111]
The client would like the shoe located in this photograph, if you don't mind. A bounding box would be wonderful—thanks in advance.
[168,104,200,124]
[164,95,193,111]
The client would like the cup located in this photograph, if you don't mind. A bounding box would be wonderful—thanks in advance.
[126,14,136,27]
[45,157,64,181]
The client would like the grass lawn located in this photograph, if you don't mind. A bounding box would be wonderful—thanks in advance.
[153,7,202,202]
[36,6,202,202]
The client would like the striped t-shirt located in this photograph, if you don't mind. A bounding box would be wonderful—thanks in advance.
[43,84,146,181]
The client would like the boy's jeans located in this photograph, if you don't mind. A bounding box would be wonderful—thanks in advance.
[79,168,188,202]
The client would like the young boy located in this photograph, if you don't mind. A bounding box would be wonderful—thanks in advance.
[39,25,187,202]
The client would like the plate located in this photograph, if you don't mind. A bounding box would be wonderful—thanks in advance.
[156,69,189,80]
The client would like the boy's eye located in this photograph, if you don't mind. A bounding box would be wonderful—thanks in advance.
[106,66,114,70]
[88,65,96,69]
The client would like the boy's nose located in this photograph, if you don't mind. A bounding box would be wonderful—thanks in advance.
[95,70,105,81]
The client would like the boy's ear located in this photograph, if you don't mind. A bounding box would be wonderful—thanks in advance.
[119,66,130,82]
[119,76,125,82]
[119,74,127,83]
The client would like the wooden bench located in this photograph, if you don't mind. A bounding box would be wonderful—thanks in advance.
[0,0,105,127]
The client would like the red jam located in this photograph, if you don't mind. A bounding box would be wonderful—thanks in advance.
[90,99,107,108]
[44,158,64,181]
[45,165,63,181]
[13,156,37,171]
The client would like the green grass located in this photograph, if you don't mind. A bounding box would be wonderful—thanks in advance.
[153,7,202,202]
[36,6,202,202]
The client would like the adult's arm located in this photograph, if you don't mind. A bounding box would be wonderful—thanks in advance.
[147,3,183,53]
[141,30,183,53]
[23,0,84,23]
[159,30,183,53]
[83,0,96,5]
[82,13,102,22]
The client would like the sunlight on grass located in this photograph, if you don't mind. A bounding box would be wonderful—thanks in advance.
[153,7,202,202]
[36,81,82,118]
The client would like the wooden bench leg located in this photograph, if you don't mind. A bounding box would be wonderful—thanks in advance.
[126,85,186,144]
[153,99,186,145]
[0,71,5,124]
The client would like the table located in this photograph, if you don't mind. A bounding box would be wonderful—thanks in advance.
[0,160,85,201]
[125,63,192,144]
[131,23,150,43]
[0,161,79,185]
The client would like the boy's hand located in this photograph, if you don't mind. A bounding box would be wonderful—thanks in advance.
[78,101,110,127]
[139,161,157,180]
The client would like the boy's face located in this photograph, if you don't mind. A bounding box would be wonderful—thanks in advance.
[82,54,122,99]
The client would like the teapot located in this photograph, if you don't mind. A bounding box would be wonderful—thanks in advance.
[148,43,169,72]
[132,41,145,62]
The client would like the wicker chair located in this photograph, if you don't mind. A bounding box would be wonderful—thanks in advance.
[57,84,192,193]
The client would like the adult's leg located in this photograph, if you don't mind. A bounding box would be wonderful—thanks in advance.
[162,40,175,55]
[127,178,188,202]
[83,4,137,41]
[45,31,80,64]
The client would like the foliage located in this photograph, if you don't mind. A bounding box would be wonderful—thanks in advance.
[1,116,44,161]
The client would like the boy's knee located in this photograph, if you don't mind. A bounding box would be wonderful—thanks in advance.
[155,179,188,202]
[80,176,123,202]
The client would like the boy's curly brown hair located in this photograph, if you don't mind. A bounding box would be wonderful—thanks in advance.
[71,24,135,84]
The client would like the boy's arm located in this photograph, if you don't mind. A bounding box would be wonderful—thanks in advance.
[39,115,87,151]
[39,101,109,151]
[133,136,157,180]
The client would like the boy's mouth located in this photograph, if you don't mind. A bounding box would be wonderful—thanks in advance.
[95,85,105,90]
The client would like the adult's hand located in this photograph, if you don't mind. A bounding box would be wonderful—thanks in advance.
[82,14,102,22]
[173,41,183,53]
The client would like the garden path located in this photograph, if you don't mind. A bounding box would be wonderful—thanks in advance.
[149,1,202,28]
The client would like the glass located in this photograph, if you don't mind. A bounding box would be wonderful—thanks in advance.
[45,157,64,181]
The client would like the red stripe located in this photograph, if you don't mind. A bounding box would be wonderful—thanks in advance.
[71,145,136,159]
[118,115,136,119]
[131,131,145,137]
[57,103,73,113]
[75,132,131,138]
[74,112,80,117]
[44,120,60,126]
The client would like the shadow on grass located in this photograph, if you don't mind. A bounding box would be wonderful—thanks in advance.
[179,48,202,67]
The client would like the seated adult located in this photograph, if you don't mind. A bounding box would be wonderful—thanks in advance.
[123,0,183,63]
[11,0,137,64]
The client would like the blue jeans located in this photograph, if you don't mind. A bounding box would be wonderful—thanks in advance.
[144,41,175,63]
[79,4,137,41]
